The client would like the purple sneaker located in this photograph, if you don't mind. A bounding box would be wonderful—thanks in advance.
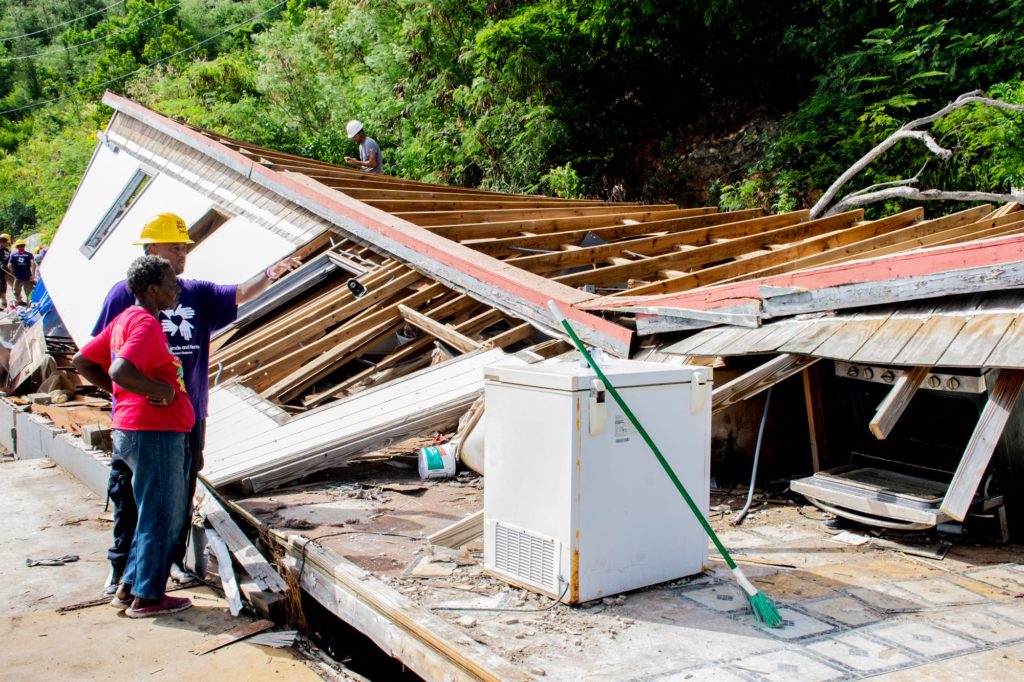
[125,595,192,619]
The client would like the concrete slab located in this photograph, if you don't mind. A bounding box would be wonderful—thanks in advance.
[0,458,110,612]
[0,457,324,680]
[0,590,321,681]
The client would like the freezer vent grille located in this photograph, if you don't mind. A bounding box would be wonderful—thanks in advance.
[493,523,558,592]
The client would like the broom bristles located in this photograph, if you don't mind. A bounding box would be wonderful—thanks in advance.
[748,590,784,628]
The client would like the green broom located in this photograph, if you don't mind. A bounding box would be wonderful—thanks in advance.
[547,301,783,628]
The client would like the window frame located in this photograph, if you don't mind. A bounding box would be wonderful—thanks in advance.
[80,168,153,258]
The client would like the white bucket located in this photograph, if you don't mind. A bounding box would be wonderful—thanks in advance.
[418,444,457,480]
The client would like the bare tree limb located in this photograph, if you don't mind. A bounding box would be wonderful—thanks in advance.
[845,177,919,199]
[825,186,1024,216]
[810,91,1024,219]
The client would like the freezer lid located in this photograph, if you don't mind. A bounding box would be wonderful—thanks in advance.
[484,357,711,391]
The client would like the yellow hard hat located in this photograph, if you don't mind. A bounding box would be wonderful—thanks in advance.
[134,213,193,245]
[0,233,9,241]
[14,239,26,247]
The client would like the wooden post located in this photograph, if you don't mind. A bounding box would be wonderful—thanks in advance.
[941,369,1024,522]
[802,364,828,472]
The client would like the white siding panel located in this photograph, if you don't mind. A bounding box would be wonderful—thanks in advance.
[185,215,296,284]
[42,157,214,345]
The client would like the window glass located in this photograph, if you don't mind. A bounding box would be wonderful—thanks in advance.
[80,169,152,258]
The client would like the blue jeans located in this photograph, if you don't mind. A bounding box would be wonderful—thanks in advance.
[107,420,206,575]
[114,430,190,600]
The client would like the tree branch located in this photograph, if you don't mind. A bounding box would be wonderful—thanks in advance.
[810,91,1024,219]
[825,186,1024,216]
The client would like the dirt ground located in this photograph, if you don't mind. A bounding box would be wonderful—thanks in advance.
[0,456,326,681]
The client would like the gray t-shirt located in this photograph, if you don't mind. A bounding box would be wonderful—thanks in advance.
[359,136,383,174]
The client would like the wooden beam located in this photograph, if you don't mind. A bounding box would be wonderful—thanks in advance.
[511,212,809,274]
[940,369,1024,521]
[558,210,862,289]
[619,210,926,296]
[397,204,672,227]
[868,366,930,440]
[191,620,275,656]
[761,259,1024,319]
[199,483,288,593]
[582,229,1024,316]
[712,354,820,414]
[428,510,484,549]
[434,207,724,242]
[482,321,538,349]
[399,304,483,353]
[803,364,827,472]
[467,209,763,256]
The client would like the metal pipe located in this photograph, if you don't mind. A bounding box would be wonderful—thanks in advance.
[735,386,772,526]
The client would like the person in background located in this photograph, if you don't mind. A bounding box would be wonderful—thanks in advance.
[0,233,10,306]
[35,244,46,264]
[73,255,195,618]
[94,213,299,594]
[343,120,383,174]
[9,239,36,306]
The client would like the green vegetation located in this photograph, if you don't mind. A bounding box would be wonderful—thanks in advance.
[1,0,1023,241]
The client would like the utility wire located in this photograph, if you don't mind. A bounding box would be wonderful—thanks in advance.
[1,2,183,63]
[0,1,127,42]
[0,0,287,117]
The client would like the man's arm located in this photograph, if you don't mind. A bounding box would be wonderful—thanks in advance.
[343,152,377,169]
[235,257,301,305]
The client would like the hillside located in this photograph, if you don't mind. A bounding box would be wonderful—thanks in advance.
[1,0,1023,240]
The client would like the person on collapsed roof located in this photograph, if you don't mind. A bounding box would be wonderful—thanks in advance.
[343,119,383,174]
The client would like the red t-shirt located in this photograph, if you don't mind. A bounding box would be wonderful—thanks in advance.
[81,307,195,432]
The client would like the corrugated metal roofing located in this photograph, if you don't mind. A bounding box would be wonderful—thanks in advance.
[663,290,1024,368]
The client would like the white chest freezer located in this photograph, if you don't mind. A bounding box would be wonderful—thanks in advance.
[483,358,712,604]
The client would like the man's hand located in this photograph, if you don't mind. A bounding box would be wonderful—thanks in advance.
[236,257,303,305]
[267,257,301,281]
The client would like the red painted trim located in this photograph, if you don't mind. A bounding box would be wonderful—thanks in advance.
[582,232,1024,312]
[102,92,632,351]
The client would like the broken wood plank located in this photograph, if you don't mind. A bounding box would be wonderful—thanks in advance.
[941,369,1024,521]
[199,483,288,593]
[760,259,1024,319]
[869,366,931,440]
[712,354,820,414]
[399,304,482,353]
[206,528,243,616]
[428,510,484,549]
[191,619,275,656]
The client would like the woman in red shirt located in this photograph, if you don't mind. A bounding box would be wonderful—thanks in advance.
[74,255,195,618]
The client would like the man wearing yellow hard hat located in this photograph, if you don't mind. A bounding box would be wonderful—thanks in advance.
[0,233,10,305]
[8,238,36,306]
[92,212,299,595]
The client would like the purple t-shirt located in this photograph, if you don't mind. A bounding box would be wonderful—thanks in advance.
[92,279,238,420]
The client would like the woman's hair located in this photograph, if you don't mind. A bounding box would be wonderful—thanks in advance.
[126,255,171,297]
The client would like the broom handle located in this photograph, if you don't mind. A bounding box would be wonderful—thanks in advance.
[548,301,738,570]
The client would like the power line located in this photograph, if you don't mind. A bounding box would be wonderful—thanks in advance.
[0,0,288,117]
[0,1,128,42]
[1,2,184,63]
